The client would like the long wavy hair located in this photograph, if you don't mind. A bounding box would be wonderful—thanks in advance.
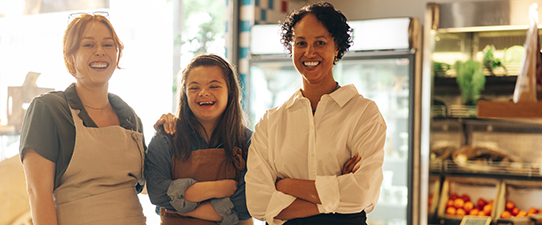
[280,1,352,65]
[173,54,248,163]
[63,14,123,75]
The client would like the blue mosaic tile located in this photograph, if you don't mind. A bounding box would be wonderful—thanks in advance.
[260,9,266,21]
[240,47,249,59]
[241,20,251,32]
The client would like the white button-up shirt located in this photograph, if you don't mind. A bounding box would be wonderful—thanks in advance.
[246,84,387,225]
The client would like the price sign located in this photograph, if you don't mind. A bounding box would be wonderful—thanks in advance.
[459,216,491,225]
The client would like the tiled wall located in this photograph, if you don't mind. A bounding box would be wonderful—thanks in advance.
[236,0,308,109]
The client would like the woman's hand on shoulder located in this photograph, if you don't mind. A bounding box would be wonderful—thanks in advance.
[154,113,177,135]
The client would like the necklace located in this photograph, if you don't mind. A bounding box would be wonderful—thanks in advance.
[312,82,339,112]
[84,103,109,110]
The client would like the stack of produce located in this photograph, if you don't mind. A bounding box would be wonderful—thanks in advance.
[445,193,494,217]
[500,201,542,218]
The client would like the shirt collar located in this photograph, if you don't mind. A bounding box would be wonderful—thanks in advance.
[329,84,360,108]
[64,83,139,131]
[285,84,360,110]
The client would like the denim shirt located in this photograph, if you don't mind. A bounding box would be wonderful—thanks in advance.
[145,128,252,223]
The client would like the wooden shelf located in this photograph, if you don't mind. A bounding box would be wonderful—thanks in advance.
[477,101,542,118]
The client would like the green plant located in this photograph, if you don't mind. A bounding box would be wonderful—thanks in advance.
[176,0,225,55]
[455,60,486,105]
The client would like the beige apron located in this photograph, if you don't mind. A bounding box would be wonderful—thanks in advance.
[161,147,252,225]
[53,107,146,225]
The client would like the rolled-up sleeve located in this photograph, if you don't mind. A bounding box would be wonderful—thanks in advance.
[211,197,239,225]
[145,131,198,213]
[315,113,386,214]
[246,115,296,224]
[208,168,246,224]
[167,178,199,213]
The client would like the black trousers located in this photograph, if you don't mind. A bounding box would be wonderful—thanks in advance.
[267,211,367,225]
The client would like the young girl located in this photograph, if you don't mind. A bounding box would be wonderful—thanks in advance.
[145,54,252,225]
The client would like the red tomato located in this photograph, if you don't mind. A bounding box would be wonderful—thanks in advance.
[451,193,459,200]
[477,198,487,210]
[461,194,471,202]
[505,201,515,211]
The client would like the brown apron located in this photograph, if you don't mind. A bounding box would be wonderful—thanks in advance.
[160,147,251,225]
[53,107,146,225]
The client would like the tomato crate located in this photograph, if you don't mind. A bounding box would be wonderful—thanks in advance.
[495,180,542,225]
[437,176,502,223]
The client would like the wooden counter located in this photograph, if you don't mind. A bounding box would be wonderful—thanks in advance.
[477,101,542,119]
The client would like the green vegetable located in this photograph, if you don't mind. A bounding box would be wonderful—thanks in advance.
[433,62,451,77]
[455,60,486,105]
[502,45,525,64]
[483,45,507,75]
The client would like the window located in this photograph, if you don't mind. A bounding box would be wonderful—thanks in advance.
[0,0,229,224]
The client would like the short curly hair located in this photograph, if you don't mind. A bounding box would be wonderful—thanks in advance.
[280,2,352,64]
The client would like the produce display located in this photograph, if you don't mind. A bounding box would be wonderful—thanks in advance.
[500,201,542,218]
[445,193,494,217]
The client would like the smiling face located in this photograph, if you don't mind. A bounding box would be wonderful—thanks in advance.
[186,66,229,128]
[292,13,339,85]
[72,21,117,86]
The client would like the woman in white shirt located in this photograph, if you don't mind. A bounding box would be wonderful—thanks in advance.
[245,2,387,225]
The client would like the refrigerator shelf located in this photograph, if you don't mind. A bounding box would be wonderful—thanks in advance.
[430,160,444,173]
[442,160,542,178]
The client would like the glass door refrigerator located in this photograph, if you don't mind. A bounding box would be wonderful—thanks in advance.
[422,1,542,225]
[247,17,423,225]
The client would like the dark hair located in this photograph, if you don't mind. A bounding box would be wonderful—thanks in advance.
[280,1,352,64]
[173,54,248,163]
[63,14,123,75]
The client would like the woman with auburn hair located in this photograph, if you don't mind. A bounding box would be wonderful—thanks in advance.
[20,13,146,225]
